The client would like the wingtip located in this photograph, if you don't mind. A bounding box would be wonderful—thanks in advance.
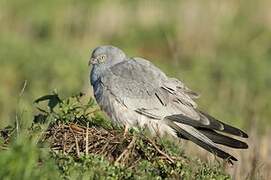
[244,143,249,149]
[228,156,238,165]
[237,129,249,138]
[237,140,249,149]
[224,154,238,165]
[242,132,249,138]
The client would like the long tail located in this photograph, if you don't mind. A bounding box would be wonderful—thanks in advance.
[167,111,248,138]
[165,112,248,164]
[198,128,248,149]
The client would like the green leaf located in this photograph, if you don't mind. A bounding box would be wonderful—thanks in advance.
[34,94,62,112]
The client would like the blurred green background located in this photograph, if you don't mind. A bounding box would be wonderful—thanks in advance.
[1,0,271,133]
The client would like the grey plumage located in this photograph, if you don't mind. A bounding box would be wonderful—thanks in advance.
[89,45,248,164]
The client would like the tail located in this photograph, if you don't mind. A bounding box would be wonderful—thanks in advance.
[165,112,248,164]
[167,111,248,138]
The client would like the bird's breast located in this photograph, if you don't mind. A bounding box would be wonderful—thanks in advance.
[92,81,104,104]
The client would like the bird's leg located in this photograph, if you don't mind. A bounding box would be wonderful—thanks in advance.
[123,124,129,137]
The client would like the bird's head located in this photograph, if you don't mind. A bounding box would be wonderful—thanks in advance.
[89,46,126,68]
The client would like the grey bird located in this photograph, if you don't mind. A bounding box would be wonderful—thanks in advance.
[89,45,248,164]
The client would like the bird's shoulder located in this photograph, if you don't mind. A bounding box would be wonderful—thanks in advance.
[98,57,168,101]
[101,57,165,87]
[107,57,166,81]
[101,56,199,108]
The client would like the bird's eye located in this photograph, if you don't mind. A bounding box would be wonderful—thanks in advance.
[99,55,106,62]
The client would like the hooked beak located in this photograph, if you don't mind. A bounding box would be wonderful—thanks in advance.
[88,57,98,66]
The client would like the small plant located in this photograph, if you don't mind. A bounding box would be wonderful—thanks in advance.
[34,92,111,128]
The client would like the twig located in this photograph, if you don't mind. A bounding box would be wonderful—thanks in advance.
[124,138,136,161]
[86,122,89,155]
[147,137,175,164]
[52,146,62,150]
[99,141,110,155]
[88,139,105,150]
[63,132,67,155]
[128,157,141,169]
[69,126,80,157]
[115,136,136,164]
[70,124,84,133]
[67,144,75,154]
[107,144,118,156]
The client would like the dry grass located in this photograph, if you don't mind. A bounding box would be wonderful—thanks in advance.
[181,129,271,180]
[41,123,183,168]
[235,130,271,180]
[40,122,271,179]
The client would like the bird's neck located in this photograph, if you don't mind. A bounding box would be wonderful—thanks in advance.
[91,66,100,85]
[90,65,106,103]
[90,58,126,85]
[90,65,107,85]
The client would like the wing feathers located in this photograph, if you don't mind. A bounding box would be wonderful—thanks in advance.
[198,128,248,149]
[199,111,248,138]
[100,57,248,163]
[166,111,248,138]
[167,121,237,164]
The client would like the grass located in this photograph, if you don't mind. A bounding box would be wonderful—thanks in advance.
[0,93,230,179]
[0,0,271,179]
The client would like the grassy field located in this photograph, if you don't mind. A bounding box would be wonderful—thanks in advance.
[1,0,271,179]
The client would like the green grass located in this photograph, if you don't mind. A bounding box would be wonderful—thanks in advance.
[0,0,271,178]
[0,93,230,180]
[1,0,271,131]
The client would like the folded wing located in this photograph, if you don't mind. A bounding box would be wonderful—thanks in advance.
[102,57,248,163]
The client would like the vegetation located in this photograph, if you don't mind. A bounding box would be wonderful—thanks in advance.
[0,93,230,179]
[0,0,271,179]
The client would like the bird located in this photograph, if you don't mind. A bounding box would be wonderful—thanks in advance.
[89,45,248,164]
